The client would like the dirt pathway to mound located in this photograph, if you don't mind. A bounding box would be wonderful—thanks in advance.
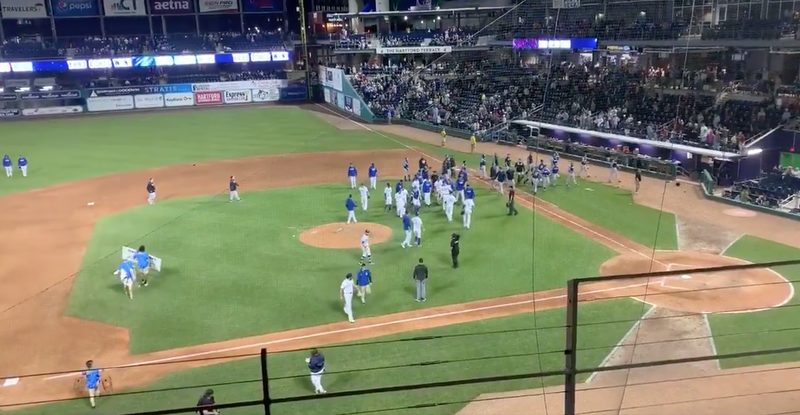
[0,108,794,414]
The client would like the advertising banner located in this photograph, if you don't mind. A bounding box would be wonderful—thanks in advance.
[223,90,252,104]
[0,0,48,18]
[352,98,361,116]
[320,66,343,92]
[102,0,145,15]
[134,94,165,109]
[323,88,330,103]
[194,91,223,106]
[22,106,83,116]
[5,79,30,87]
[18,90,81,100]
[198,0,237,12]
[0,109,20,117]
[122,246,162,272]
[251,88,279,102]
[0,93,18,101]
[344,95,353,112]
[375,46,453,54]
[241,0,281,12]
[51,0,98,16]
[148,0,194,14]
[192,80,285,92]
[278,86,307,101]
[164,92,194,107]
[87,84,192,97]
[87,95,135,112]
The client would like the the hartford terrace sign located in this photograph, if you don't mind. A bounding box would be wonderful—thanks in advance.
[375,46,453,54]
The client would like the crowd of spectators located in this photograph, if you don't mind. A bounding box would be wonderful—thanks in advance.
[0,31,288,59]
[725,166,800,210]
[350,62,798,152]
[333,28,477,50]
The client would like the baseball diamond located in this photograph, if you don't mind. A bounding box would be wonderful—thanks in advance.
[0,105,796,415]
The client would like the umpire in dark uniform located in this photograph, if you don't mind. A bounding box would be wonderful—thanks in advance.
[507,185,519,216]
[413,258,428,302]
[450,233,460,268]
[514,159,526,184]
[634,168,642,194]
[196,389,219,415]
[505,166,515,183]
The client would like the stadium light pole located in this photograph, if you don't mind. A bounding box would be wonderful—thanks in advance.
[297,0,313,99]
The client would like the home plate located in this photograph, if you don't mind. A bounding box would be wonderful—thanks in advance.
[87,202,95,206]
[681,274,692,279]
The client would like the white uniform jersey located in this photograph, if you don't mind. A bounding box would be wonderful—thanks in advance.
[400,188,409,203]
[411,180,420,192]
[440,185,452,196]
[359,186,369,199]
[443,194,456,206]
[463,198,475,213]
[361,234,370,248]
[411,216,423,231]
[340,278,354,296]
[395,192,403,204]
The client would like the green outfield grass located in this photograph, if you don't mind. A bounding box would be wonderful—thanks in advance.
[0,107,401,196]
[13,299,645,415]
[380,135,678,250]
[708,235,800,368]
[67,184,617,353]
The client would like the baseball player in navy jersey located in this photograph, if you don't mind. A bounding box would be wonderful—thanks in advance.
[368,163,378,189]
[401,213,413,248]
[2,155,11,178]
[229,176,241,202]
[146,178,156,205]
[356,264,372,304]
[495,168,506,194]
[531,168,542,194]
[580,155,589,177]
[306,349,327,393]
[608,159,620,183]
[566,162,578,187]
[346,195,358,224]
[347,163,357,188]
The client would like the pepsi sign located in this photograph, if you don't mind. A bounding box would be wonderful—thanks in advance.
[50,0,98,16]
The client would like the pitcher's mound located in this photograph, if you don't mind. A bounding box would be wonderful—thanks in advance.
[299,222,392,249]
[599,251,793,314]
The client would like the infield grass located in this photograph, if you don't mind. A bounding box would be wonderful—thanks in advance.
[708,235,800,368]
[67,184,617,353]
[13,299,646,415]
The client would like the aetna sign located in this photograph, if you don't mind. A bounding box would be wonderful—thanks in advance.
[149,0,194,13]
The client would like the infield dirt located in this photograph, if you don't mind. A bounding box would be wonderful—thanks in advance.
[0,108,795,415]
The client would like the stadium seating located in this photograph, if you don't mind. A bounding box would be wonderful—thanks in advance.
[0,32,288,59]
[724,169,800,211]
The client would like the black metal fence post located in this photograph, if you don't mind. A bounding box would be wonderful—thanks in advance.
[563,279,579,415]
[261,348,272,415]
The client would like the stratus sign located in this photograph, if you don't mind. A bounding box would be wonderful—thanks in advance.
[375,46,453,54]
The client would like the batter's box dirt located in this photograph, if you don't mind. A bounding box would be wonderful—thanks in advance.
[599,251,793,314]
[299,222,392,249]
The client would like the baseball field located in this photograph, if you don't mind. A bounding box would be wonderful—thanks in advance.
[1,104,800,415]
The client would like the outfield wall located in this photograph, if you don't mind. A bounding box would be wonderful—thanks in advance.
[0,80,307,119]
[318,66,375,121]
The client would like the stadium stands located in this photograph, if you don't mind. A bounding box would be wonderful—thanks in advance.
[0,32,288,59]
[724,168,800,212]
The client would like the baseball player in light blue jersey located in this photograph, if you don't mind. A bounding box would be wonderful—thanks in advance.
[114,260,136,299]
[2,155,11,178]
[368,163,378,189]
[347,163,357,189]
[132,245,153,287]
[551,163,559,186]
[566,162,578,187]
[17,155,28,177]
[81,360,103,408]
[400,213,413,248]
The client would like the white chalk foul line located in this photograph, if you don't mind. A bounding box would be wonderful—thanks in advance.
[313,104,666,267]
[584,305,658,383]
[43,283,648,380]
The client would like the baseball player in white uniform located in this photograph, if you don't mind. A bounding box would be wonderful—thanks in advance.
[531,168,542,194]
[580,155,589,177]
[360,230,373,264]
[608,160,620,183]
[440,181,452,212]
[411,177,421,193]
[566,163,578,187]
[395,191,406,217]
[340,273,355,323]
[462,198,475,229]
[434,178,444,204]
[411,213,423,246]
[358,183,370,211]
[383,183,393,211]
[443,193,456,222]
